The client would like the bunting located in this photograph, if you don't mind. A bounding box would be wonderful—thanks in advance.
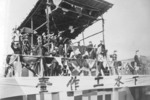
[5,54,150,77]
[86,59,96,69]
[55,57,63,67]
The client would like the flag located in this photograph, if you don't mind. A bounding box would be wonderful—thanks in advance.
[67,60,80,75]
[86,59,96,69]
[54,57,63,67]
[71,61,80,75]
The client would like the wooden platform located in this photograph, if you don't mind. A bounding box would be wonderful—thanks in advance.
[0,75,150,99]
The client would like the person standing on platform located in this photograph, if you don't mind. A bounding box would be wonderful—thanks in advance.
[111,50,118,75]
[58,37,64,57]
[134,50,140,67]
[96,40,105,76]
[88,41,93,48]
[98,40,106,57]
[66,40,73,58]
[134,50,140,74]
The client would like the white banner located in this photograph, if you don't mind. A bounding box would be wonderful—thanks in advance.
[1,75,150,99]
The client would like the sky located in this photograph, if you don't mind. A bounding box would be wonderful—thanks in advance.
[0,0,150,70]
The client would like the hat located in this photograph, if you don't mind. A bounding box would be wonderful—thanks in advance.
[114,50,117,52]
[89,41,92,43]
[100,40,103,43]
[136,50,139,52]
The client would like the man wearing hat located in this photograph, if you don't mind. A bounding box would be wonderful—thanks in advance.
[88,41,93,48]
[96,40,106,76]
[134,50,140,66]
[97,40,106,57]
[111,50,118,75]
[112,50,117,61]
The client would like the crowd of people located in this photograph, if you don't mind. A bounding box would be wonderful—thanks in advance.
[5,29,142,77]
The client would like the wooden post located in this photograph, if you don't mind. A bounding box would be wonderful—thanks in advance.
[82,32,85,45]
[73,31,103,45]
[46,0,50,35]
[15,54,22,77]
[31,18,33,30]
[112,88,119,100]
[31,18,34,55]
[64,44,67,57]
[96,57,99,76]
[40,92,45,100]
[40,58,44,77]
[102,16,105,45]
[37,77,51,100]
[46,0,52,53]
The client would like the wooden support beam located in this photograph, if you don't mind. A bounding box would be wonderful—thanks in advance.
[102,16,105,45]
[73,30,103,44]
[82,32,85,45]
[31,18,34,55]
[34,21,47,31]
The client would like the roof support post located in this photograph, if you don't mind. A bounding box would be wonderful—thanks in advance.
[46,0,53,54]
[73,30,103,44]
[46,0,50,35]
[31,17,33,29]
[34,21,47,31]
[102,16,105,45]
[82,32,85,46]
[31,18,34,55]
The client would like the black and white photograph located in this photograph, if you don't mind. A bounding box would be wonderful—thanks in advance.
[0,0,150,100]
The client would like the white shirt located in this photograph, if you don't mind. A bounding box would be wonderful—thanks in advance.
[70,48,81,58]
[97,54,104,62]
[97,46,102,54]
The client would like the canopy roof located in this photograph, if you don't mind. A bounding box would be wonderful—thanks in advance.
[18,0,113,39]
